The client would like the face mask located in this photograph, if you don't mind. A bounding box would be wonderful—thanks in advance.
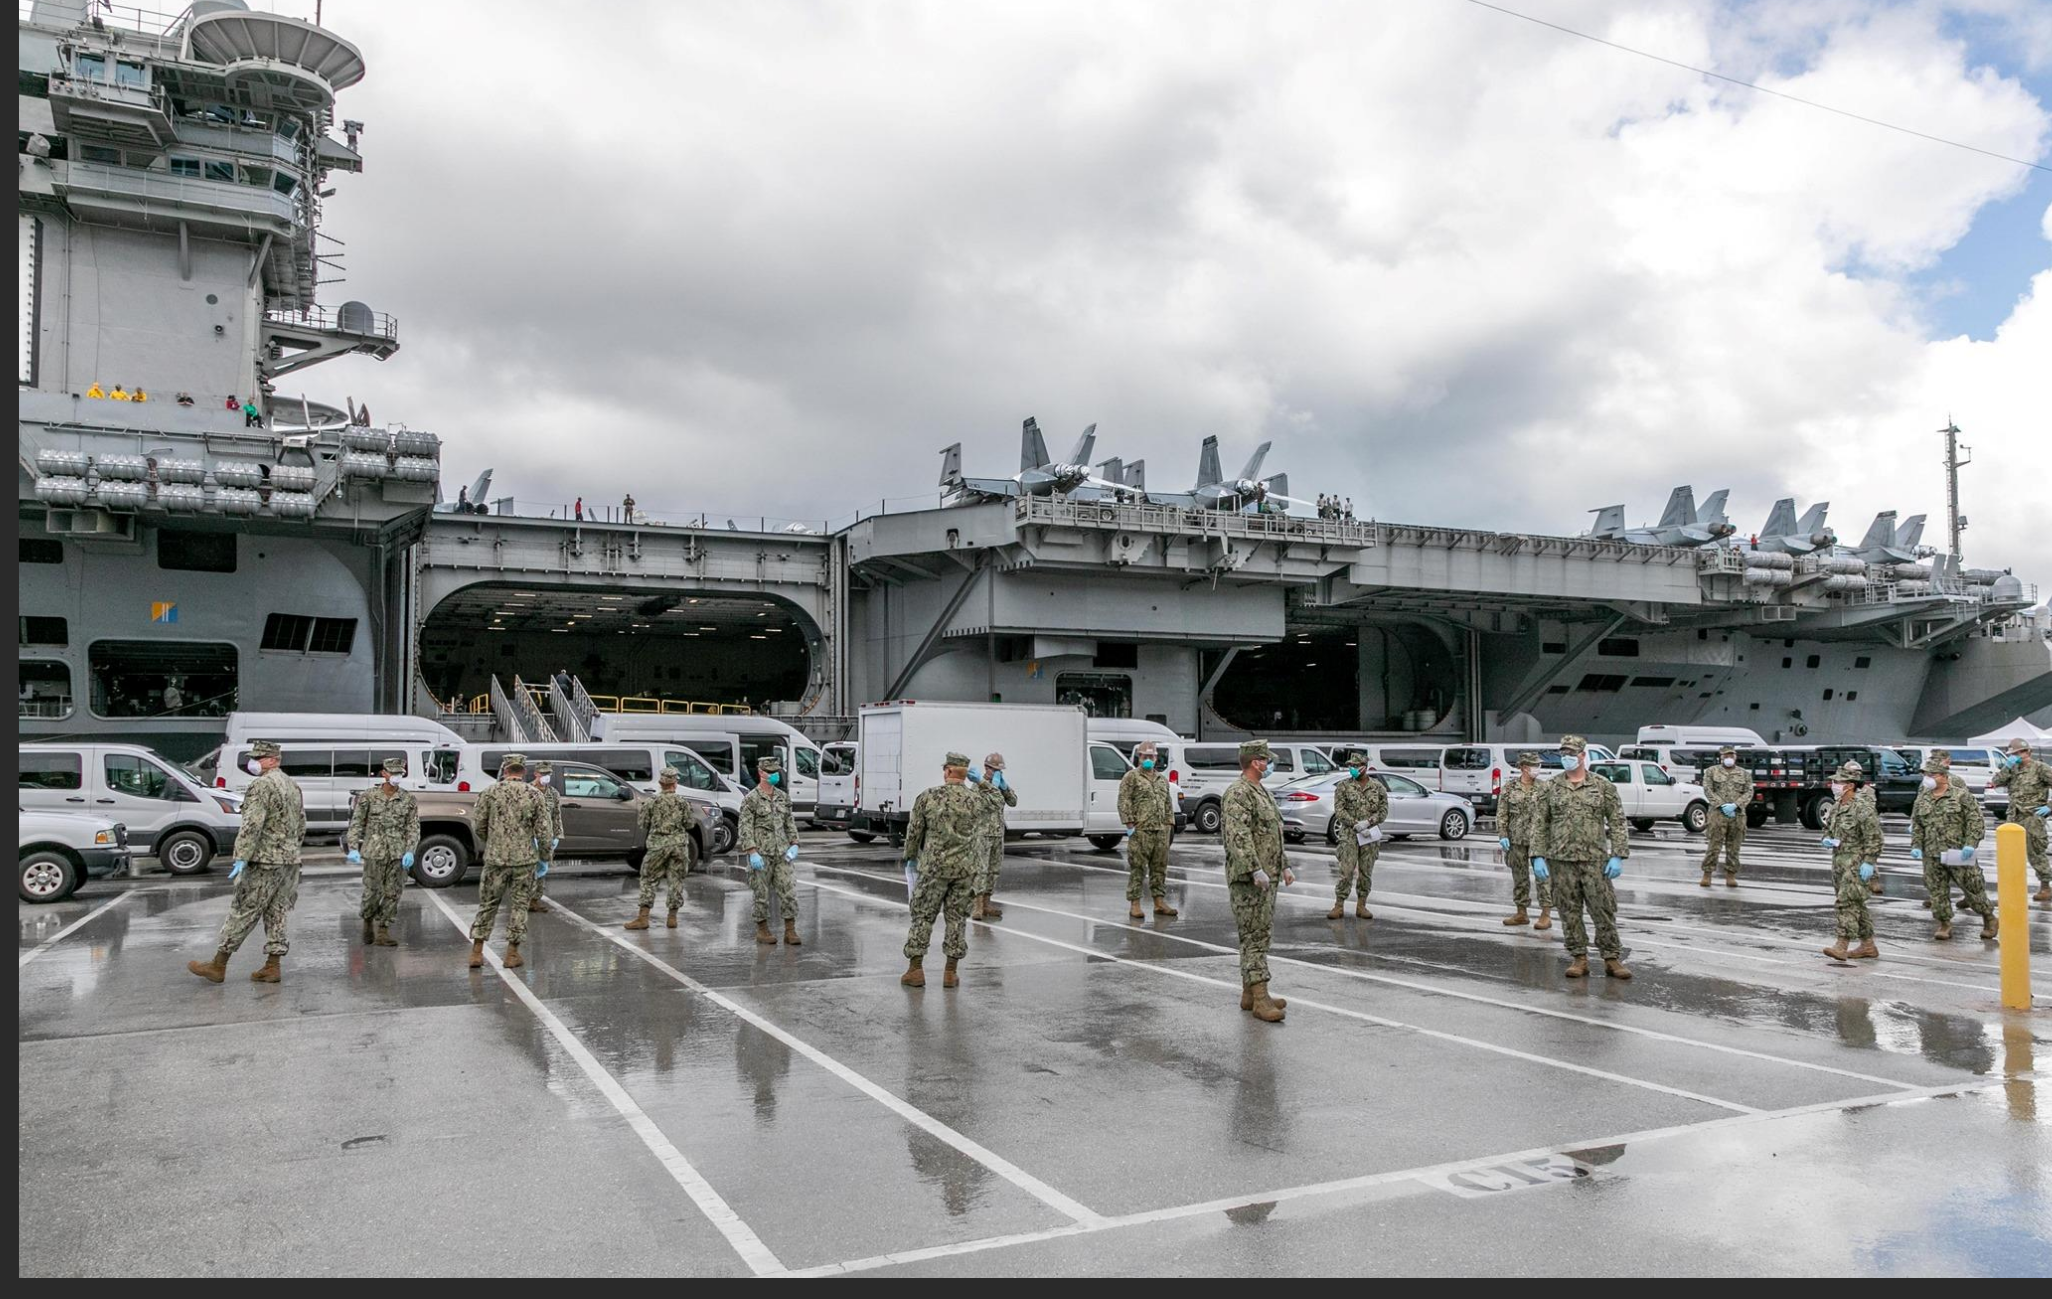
[1560,754,1580,771]
[246,758,263,776]
[1722,757,1736,768]
[1920,775,1937,791]
[539,775,551,785]
[1141,759,1155,770]
[1829,783,1846,798]
[768,773,781,786]
[1349,767,1364,779]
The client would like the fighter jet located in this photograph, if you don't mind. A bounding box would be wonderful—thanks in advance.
[1586,486,1735,546]
[1747,499,1836,555]
[1847,510,1928,564]
[433,469,492,514]
[939,418,1121,500]
[1144,438,1308,513]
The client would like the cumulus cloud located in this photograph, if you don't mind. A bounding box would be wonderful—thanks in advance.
[316,0,2050,586]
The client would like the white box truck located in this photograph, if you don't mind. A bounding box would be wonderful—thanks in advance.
[852,702,1094,845]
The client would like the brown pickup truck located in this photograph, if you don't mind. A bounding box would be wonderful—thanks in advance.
[397,760,717,887]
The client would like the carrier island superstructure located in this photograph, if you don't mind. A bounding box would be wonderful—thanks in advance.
[18,2,2051,761]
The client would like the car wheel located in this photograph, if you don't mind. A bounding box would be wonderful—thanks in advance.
[1682,801,1709,834]
[626,847,646,875]
[157,829,214,875]
[1799,795,1829,831]
[1193,801,1223,835]
[19,851,80,904]
[411,835,469,888]
[1745,806,1768,829]
[1438,809,1469,840]
[711,815,737,855]
[1325,822,1338,846]
[1284,831,1305,844]
[847,831,876,844]
[1087,835,1124,852]
[1630,818,1656,832]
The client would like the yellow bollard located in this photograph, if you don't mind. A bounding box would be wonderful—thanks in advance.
[1995,823,2031,1010]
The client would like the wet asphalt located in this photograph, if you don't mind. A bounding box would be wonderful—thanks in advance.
[18,820,2051,1277]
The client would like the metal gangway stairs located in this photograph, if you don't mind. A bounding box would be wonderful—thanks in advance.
[490,674,558,745]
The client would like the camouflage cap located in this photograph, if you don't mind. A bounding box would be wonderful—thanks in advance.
[1558,735,1588,754]
[500,752,527,771]
[1517,751,1542,767]
[249,739,281,759]
[380,753,408,775]
[983,752,1005,770]
[944,752,972,769]
[1834,760,1865,781]
[659,765,680,782]
[1239,739,1272,762]
[757,755,782,774]
[1337,749,1366,765]
[1719,745,1738,756]
[2007,737,2033,754]
[1922,755,1950,775]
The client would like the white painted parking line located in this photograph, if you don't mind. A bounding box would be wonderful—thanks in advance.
[800,872,1760,1116]
[18,892,130,969]
[811,864,1925,1092]
[789,1078,2011,1276]
[421,891,784,1277]
[548,900,1106,1228]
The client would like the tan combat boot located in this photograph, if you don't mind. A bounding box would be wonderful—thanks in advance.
[1152,896,1178,917]
[1603,957,1633,980]
[1248,983,1285,1023]
[1564,955,1589,978]
[1534,907,1553,931]
[1932,921,1952,941]
[1821,939,1853,961]
[2035,884,2052,902]
[783,920,802,945]
[755,921,776,945]
[527,897,548,914]
[1355,900,1371,920]
[982,896,1003,920]
[1699,872,1712,888]
[1239,983,1287,1011]
[1979,913,2000,940]
[373,925,396,947]
[971,895,987,920]
[1129,900,1145,919]
[1724,874,1738,889]
[1919,897,1932,909]
[623,907,651,931]
[186,948,230,983]
[1503,908,1529,927]
[1326,902,1346,920]
[1853,939,1880,959]
[666,910,679,929]
[941,957,959,988]
[504,942,523,969]
[900,957,925,987]
[250,955,281,983]
[1868,876,1884,895]
[467,939,485,969]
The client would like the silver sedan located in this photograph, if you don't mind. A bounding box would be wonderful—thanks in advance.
[1276,769,1474,844]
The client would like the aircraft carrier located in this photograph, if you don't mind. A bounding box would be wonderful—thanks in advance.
[18,1,2051,761]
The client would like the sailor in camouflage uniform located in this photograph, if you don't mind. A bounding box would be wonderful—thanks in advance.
[1118,741,1178,919]
[1531,734,1633,980]
[1498,751,1552,929]
[1910,755,1995,941]
[967,752,1017,921]
[1327,751,1388,921]
[187,738,305,984]
[900,752,984,989]
[625,766,695,931]
[468,753,547,969]
[1699,745,1754,887]
[739,755,802,945]
[1987,737,2052,901]
[345,754,418,948]
[1818,760,1883,961]
[528,760,562,914]
[1223,739,1292,1022]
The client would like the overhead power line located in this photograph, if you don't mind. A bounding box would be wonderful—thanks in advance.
[1456,0,2052,174]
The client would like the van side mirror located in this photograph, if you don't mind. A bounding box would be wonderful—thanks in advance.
[616,787,632,800]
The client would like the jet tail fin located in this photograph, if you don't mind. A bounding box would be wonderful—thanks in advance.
[940,442,964,488]
[1858,511,1899,553]
[1123,459,1146,492]
[1760,497,1797,539]
[1697,489,1729,527]
[1588,505,1626,537]
[1656,486,1695,529]
[1895,514,1926,550]
[1094,457,1122,487]
[1237,441,1272,482]
[1261,472,1290,508]
[1021,418,1050,473]
[1794,502,1829,537]
[1195,436,1222,490]
[1067,423,1097,467]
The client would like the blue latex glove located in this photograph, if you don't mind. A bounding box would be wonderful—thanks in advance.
[2036,805,2049,818]
[1857,863,1874,881]
[1720,803,1737,817]
[904,858,917,872]
[748,852,764,871]
[536,860,548,877]
[1910,847,1923,860]
[1603,856,1623,880]
[1498,837,1511,850]
[2004,753,2022,768]
[1531,856,1549,880]
[1125,827,1135,838]
[402,851,414,869]
[1820,837,1840,849]
[994,771,1007,790]
[1959,846,1975,863]
[965,767,982,785]
[552,837,560,850]
[783,844,799,862]
[345,848,363,864]
[229,859,246,880]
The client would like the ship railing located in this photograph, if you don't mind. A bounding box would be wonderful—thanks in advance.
[262,304,398,341]
[23,1,194,38]
[1013,494,1377,547]
[585,694,755,716]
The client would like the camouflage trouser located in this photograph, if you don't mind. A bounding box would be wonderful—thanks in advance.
[637,842,690,912]
[357,854,405,928]
[1701,815,1744,876]
[973,831,1005,896]
[2012,813,2050,882]
[1125,828,1170,900]
[216,861,300,957]
[1334,838,1377,902]
[1920,852,1950,908]
[1931,860,1992,925]
[1551,858,1621,960]
[904,869,973,960]
[1507,843,1552,910]
[1830,863,1873,941]
[532,840,553,900]
[471,861,533,944]
[1227,878,1276,986]
[750,857,799,924]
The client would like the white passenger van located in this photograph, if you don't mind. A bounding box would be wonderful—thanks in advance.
[1634,725,1768,748]
[1165,741,1338,834]
[1331,740,1621,815]
[19,742,242,874]
[197,713,464,834]
[456,741,742,854]
[591,714,826,820]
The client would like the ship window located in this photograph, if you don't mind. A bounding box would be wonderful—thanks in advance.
[73,54,106,81]
[239,165,271,188]
[1806,655,1821,668]
[1094,642,1139,669]
[114,61,145,89]
[308,618,357,655]
[19,750,82,790]
[20,538,62,564]
[1545,684,1570,695]
[1844,691,1858,702]
[1822,689,1834,701]
[271,171,296,196]
[81,144,121,164]
[169,157,201,178]
[1629,676,1674,688]
[1854,656,1871,669]
[261,613,313,651]
[19,616,68,647]
[1577,674,1627,692]
[1597,638,1640,658]
[1781,657,1792,669]
[19,662,72,719]
[20,72,49,98]
[204,160,235,183]
[158,530,236,572]
[88,641,236,718]
[1541,641,1568,655]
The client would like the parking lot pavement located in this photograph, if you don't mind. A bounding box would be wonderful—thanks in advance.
[20,828,2050,1278]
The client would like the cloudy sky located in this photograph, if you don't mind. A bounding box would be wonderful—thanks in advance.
[309,0,2049,587]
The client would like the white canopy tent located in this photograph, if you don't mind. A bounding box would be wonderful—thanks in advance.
[1967,717,2051,748]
